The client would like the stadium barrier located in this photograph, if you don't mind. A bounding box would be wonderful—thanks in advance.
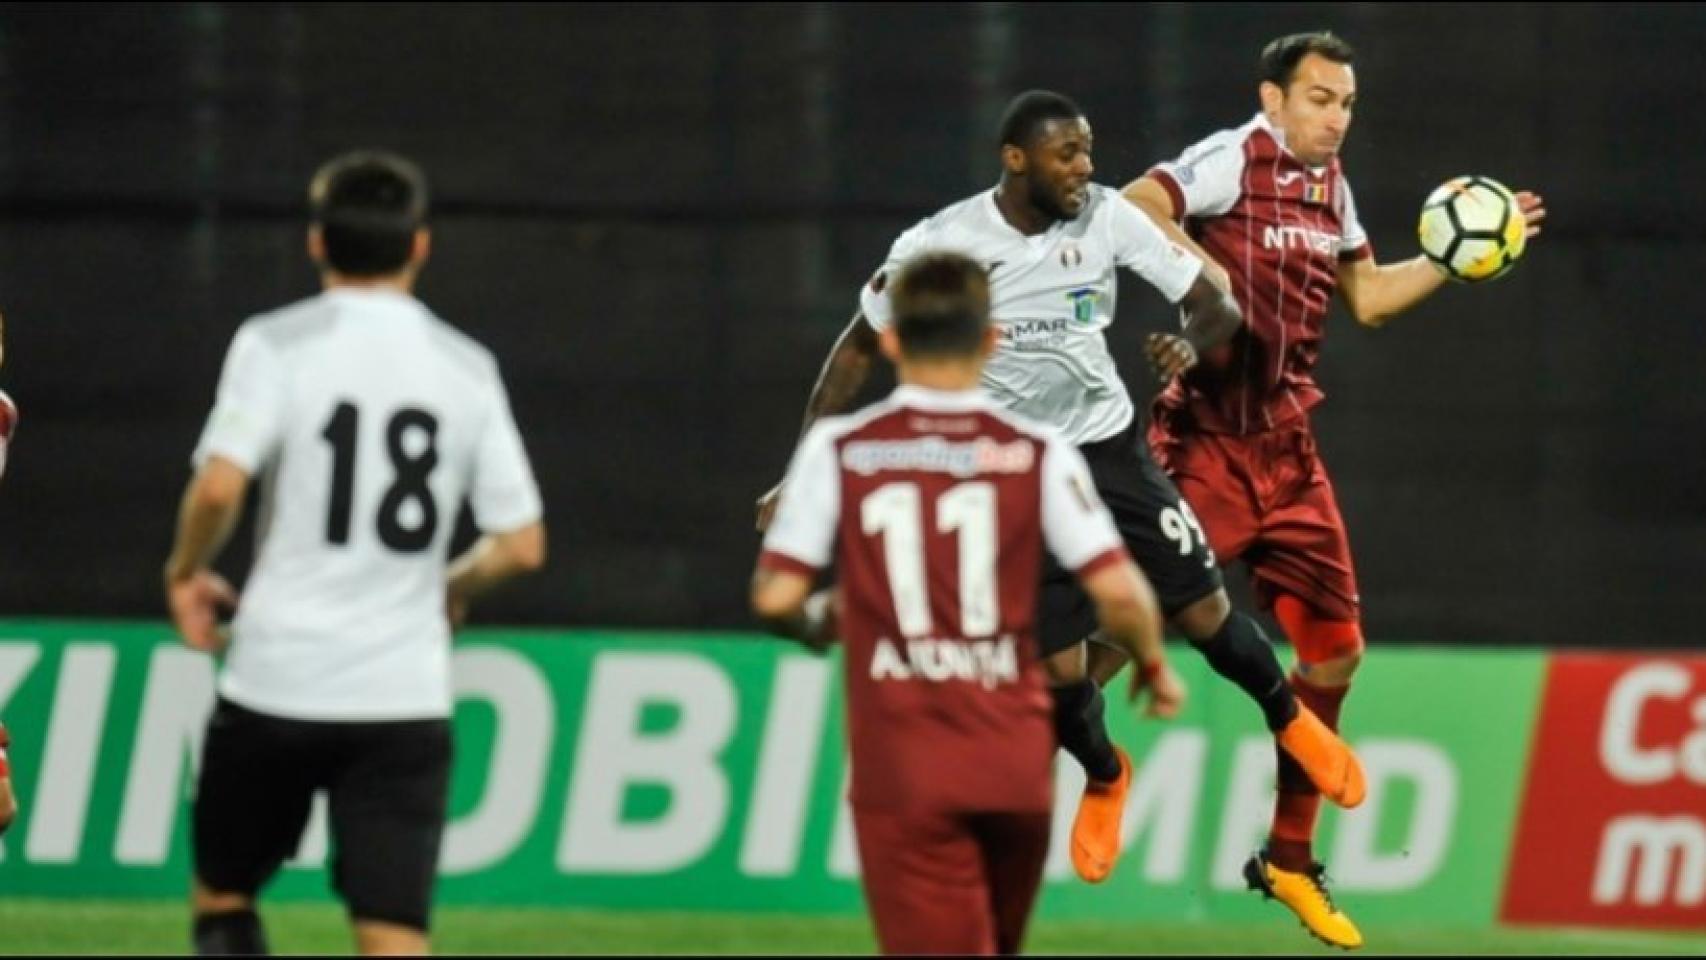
[0,621,1698,931]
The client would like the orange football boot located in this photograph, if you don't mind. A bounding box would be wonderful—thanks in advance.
[1277,703,1366,808]
[1070,746,1132,883]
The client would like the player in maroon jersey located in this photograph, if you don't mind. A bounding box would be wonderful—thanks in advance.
[1122,32,1547,947]
[0,720,14,836]
[752,252,1175,955]
[0,316,14,836]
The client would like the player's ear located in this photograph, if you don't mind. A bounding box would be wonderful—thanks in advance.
[1001,143,1027,177]
[1259,80,1285,117]
[878,326,904,363]
[977,324,999,360]
[306,225,326,267]
[411,227,431,267]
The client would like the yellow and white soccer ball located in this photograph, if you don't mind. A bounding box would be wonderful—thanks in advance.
[1417,175,1527,282]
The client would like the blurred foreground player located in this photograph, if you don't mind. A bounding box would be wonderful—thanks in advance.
[164,151,546,955]
[752,252,1176,954]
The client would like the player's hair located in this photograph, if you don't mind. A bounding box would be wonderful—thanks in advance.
[891,253,991,360]
[309,150,429,276]
[998,90,1085,150]
[1258,31,1356,91]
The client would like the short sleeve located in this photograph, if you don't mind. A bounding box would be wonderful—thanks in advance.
[192,323,285,473]
[1147,128,1247,221]
[469,369,544,533]
[759,424,842,575]
[857,219,932,333]
[1338,177,1373,261]
[1107,192,1202,305]
[1039,434,1127,576]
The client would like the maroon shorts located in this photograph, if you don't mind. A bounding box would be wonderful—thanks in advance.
[853,805,1051,956]
[1149,421,1361,628]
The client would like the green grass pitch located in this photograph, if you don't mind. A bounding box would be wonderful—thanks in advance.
[1,900,1703,955]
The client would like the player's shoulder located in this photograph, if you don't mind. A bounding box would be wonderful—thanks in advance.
[806,398,904,449]
[1082,182,1142,221]
[239,294,340,354]
[1163,116,1264,177]
[414,308,501,384]
[902,189,1001,248]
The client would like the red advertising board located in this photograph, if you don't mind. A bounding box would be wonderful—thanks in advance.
[1503,654,1706,929]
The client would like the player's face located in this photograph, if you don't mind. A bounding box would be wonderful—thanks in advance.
[1024,118,1095,220]
[1271,53,1357,166]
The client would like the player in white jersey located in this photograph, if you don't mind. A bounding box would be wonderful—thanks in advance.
[757,91,1359,886]
[163,151,546,956]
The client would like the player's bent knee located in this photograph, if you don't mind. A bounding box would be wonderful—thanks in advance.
[1170,588,1231,640]
[1303,651,1363,687]
[1042,642,1088,685]
[1274,594,1365,671]
[1085,639,1129,687]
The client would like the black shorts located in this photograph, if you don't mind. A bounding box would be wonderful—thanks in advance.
[193,698,452,931]
[1038,420,1223,656]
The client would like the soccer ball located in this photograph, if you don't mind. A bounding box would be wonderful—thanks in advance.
[1417,176,1527,282]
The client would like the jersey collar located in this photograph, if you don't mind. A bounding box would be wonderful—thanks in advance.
[1252,112,1331,176]
[891,384,989,411]
[322,286,424,312]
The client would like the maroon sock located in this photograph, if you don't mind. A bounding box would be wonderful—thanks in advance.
[1267,671,1351,872]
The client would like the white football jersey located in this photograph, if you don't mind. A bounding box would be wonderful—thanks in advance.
[859,184,1202,445]
[193,288,543,721]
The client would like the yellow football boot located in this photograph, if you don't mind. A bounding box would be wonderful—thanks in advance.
[1244,850,1364,950]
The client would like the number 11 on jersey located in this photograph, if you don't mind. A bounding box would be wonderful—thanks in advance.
[860,481,999,639]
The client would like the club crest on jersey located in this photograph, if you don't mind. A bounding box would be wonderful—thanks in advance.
[1066,287,1098,324]
[1059,243,1082,269]
[1304,182,1328,205]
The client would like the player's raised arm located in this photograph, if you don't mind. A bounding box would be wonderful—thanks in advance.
[797,311,882,439]
[1123,175,1230,293]
[1109,188,1243,381]
[1336,189,1545,328]
[754,311,879,532]
[1172,268,1244,364]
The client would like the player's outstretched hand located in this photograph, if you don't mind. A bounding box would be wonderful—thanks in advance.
[755,482,783,533]
[1145,333,1199,381]
[1129,658,1187,720]
[1516,191,1547,239]
[167,570,238,654]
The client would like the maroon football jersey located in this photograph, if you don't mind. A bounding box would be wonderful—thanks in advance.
[1148,113,1373,436]
[761,385,1127,812]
